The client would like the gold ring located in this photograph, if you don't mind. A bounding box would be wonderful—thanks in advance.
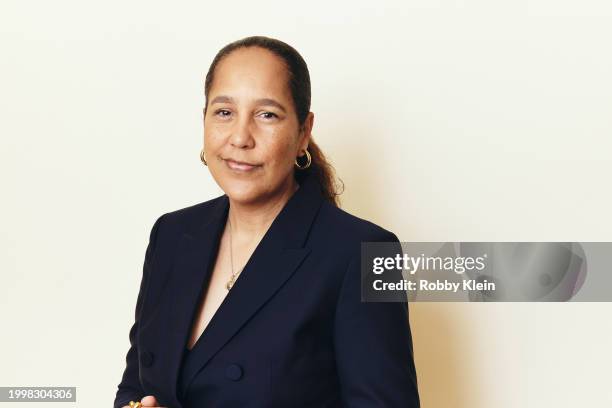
[129,401,142,408]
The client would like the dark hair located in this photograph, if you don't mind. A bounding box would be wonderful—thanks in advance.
[203,35,344,207]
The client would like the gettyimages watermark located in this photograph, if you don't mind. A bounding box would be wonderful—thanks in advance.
[361,242,612,302]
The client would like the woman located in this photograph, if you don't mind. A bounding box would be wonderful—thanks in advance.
[114,36,420,408]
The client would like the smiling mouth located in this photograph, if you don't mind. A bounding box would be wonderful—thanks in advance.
[223,158,262,172]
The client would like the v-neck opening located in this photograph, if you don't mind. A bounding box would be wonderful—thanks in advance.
[182,196,229,355]
[183,182,301,355]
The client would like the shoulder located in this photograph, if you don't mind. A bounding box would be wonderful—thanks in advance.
[165,195,223,225]
[310,200,400,253]
[319,200,399,241]
[149,195,225,242]
[307,201,403,294]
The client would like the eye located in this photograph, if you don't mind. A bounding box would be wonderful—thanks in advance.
[259,111,278,120]
[214,109,232,118]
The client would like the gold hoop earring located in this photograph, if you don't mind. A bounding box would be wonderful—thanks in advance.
[200,148,207,166]
[295,149,311,170]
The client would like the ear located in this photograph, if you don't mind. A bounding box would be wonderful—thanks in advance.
[298,112,314,152]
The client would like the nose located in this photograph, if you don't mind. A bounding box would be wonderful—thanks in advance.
[229,116,255,148]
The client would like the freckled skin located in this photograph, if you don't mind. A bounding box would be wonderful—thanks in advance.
[203,46,314,206]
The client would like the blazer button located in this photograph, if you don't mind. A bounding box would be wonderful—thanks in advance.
[140,351,154,367]
[225,364,243,381]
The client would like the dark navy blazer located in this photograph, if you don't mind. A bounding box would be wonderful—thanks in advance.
[114,172,420,408]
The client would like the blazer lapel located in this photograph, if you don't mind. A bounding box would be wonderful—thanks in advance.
[166,174,325,404]
[160,194,229,408]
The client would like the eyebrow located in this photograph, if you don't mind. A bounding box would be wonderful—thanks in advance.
[209,95,287,113]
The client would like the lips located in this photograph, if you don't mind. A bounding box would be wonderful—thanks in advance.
[224,158,262,172]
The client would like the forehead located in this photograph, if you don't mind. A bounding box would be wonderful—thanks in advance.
[211,47,291,100]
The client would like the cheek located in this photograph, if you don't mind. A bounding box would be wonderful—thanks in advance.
[205,141,228,168]
[204,131,224,151]
[263,137,298,166]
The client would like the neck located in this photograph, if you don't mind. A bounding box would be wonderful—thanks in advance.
[227,177,300,240]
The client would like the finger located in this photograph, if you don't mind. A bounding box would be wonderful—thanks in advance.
[140,395,159,407]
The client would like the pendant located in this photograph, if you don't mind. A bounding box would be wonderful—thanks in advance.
[226,276,235,291]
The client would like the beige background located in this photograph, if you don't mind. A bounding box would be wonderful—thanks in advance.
[2,0,611,407]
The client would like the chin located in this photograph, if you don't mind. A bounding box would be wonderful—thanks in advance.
[223,183,266,204]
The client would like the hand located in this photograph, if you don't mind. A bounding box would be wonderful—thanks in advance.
[122,395,168,407]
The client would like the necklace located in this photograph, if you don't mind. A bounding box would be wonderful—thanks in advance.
[226,218,243,291]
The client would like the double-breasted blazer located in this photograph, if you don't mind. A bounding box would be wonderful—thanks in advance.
[114,172,420,408]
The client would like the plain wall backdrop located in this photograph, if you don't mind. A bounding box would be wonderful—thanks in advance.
[1,0,611,407]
